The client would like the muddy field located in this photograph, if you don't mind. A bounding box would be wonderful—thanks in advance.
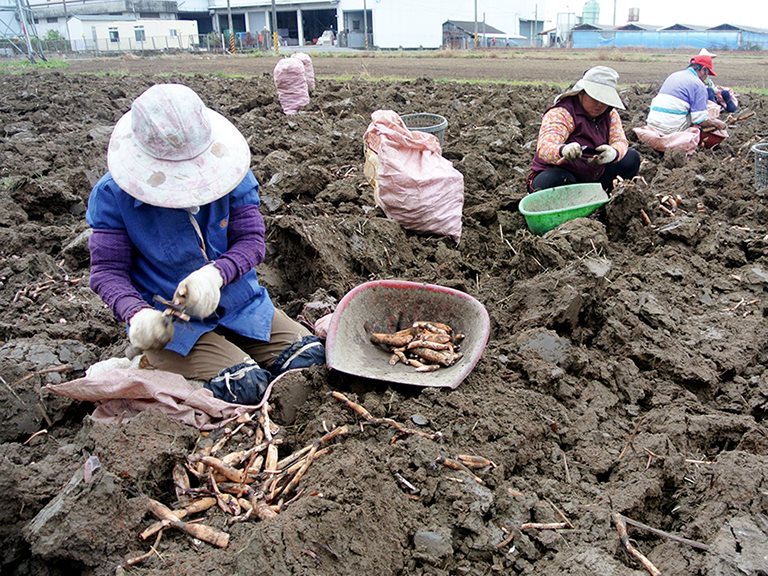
[2,52,768,575]
[60,49,768,88]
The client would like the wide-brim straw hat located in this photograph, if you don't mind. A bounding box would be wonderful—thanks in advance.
[554,65,626,110]
[107,84,251,209]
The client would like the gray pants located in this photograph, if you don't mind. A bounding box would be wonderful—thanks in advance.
[144,309,310,381]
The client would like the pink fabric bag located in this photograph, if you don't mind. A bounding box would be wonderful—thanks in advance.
[291,52,316,93]
[273,58,309,115]
[633,125,700,155]
[46,369,252,429]
[46,367,299,430]
[363,110,464,244]
[633,101,729,154]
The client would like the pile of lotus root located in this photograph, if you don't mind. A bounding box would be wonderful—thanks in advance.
[135,404,304,553]
[370,321,464,372]
[122,391,496,567]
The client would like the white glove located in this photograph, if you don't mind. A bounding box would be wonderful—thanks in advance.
[173,264,223,319]
[129,308,174,351]
[561,142,583,161]
[593,144,618,165]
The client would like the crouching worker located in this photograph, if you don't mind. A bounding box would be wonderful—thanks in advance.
[86,83,325,405]
[528,66,640,193]
[633,54,728,154]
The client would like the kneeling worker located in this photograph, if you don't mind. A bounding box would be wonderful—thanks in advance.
[528,66,641,193]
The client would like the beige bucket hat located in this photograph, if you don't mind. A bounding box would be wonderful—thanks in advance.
[554,65,626,110]
[107,84,251,209]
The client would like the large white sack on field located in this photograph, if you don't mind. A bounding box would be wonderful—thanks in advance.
[363,110,464,244]
[273,58,309,115]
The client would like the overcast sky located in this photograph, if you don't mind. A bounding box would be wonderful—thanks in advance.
[543,0,766,29]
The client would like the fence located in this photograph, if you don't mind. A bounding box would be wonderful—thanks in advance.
[0,33,278,57]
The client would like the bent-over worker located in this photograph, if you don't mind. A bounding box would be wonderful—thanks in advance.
[634,54,728,152]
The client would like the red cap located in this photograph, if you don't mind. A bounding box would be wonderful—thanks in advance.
[690,55,717,76]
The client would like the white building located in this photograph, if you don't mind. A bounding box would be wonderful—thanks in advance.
[27,0,550,49]
[67,14,198,51]
[201,0,545,48]
[29,0,182,39]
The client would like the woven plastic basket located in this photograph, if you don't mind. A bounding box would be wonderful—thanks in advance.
[753,143,768,190]
[400,113,448,145]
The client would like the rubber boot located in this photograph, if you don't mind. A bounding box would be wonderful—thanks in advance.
[204,360,273,405]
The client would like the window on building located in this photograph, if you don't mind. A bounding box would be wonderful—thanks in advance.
[134,26,146,41]
[169,29,178,37]
[108,28,119,42]
[352,19,360,31]
[46,17,57,23]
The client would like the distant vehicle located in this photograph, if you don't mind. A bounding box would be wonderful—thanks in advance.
[316,30,335,46]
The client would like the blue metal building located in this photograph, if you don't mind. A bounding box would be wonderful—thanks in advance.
[571,22,768,50]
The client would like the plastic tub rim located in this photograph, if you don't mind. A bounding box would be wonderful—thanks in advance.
[519,183,609,218]
[400,112,448,131]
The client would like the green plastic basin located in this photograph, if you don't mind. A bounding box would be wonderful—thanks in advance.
[519,183,609,235]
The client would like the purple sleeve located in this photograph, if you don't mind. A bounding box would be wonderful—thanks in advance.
[212,204,267,285]
[88,228,150,323]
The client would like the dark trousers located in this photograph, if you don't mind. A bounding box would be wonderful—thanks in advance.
[530,148,641,193]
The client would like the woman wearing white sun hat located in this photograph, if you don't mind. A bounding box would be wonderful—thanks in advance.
[86,83,325,406]
[528,66,641,193]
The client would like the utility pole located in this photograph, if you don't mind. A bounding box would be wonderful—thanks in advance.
[271,0,278,53]
[532,4,537,47]
[613,0,617,26]
[473,0,477,49]
[363,0,368,49]
[226,0,234,53]
[61,0,69,41]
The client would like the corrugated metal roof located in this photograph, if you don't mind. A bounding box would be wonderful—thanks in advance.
[708,23,768,33]
[572,23,615,31]
[444,20,506,36]
[70,14,139,21]
[659,23,709,31]
[617,23,662,31]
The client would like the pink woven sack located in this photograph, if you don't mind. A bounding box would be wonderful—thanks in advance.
[633,125,700,155]
[291,52,316,93]
[363,110,464,244]
[273,58,309,115]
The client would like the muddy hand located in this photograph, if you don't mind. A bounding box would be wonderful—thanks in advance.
[128,308,174,350]
[173,264,223,319]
